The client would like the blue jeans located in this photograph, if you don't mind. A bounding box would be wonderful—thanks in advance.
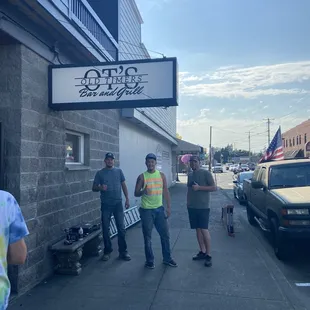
[101,202,127,255]
[139,206,172,263]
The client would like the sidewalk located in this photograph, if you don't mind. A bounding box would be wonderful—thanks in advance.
[9,176,307,310]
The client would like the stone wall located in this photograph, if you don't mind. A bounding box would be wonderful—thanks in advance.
[0,42,23,293]
[0,43,22,199]
[1,43,120,293]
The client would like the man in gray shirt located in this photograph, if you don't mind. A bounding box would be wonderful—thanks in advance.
[92,152,131,261]
[187,155,217,267]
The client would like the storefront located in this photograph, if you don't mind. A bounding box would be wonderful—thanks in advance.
[0,0,178,296]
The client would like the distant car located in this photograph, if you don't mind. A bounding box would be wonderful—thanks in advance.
[226,163,233,170]
[233,171,254,204]
[212,163,223,173]
[248,163,256,171]
[240,164,250,172]
[233,165,241,174]
[229,164,237,173]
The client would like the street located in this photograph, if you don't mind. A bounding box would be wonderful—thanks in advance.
[8,175,310,310]
[214,169,310,307]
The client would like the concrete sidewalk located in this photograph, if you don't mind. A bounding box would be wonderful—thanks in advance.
[9,176,308,310]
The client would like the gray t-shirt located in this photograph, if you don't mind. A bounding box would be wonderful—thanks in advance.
[187,169,215,209]
[93,167,125,205]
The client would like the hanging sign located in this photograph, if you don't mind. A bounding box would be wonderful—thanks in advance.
[48,57,178,111]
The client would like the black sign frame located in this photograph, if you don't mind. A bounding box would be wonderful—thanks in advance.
[48,57,178,111]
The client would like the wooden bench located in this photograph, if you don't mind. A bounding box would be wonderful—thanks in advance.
[50,229,102,275]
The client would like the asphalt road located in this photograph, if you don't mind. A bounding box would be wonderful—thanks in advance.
[213,169,310,305]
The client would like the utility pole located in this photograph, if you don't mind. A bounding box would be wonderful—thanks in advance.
[248,131,251,157]
[263,118,274,145]
[208,126,212,171]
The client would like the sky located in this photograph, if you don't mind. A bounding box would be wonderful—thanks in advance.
[135,0,310,152]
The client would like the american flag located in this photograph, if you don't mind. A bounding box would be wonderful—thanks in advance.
[259,127,284,163]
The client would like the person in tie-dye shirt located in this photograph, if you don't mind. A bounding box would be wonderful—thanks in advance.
[0,191,29,310]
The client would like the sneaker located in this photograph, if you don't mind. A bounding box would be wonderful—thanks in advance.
[119,252,131,261]
[192,251,207,261]
[204,255,212,267]
[163,259,178,267]
[145,261,155,269]
[102,253,111,261]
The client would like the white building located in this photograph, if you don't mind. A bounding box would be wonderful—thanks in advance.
[118,0,178,206]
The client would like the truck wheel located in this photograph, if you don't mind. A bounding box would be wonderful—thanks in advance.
[246,205,256,226]
[270,217,288,260]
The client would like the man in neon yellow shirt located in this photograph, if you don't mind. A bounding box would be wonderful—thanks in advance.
[134,153,177,269]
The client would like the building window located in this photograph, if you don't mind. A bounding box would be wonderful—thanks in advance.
[65,131,84,165]
[296,136,299,145]
[293,138,295,146]
[299,135,302,145]
[305,133,307,144]
[289,139,292,147]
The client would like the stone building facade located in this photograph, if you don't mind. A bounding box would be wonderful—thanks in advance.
[0,0,178,298]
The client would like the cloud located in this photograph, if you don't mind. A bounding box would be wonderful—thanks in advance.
[263,105,269,109]
[220,108,225,113]
[177,115,306,152]
[199,108,210,117]
[179,61,310,99]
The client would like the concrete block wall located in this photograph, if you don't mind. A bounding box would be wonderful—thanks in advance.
[1,43,120,293]
[0,43,22,199]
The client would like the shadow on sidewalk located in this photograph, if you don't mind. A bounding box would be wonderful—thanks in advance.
[8,178,307,310]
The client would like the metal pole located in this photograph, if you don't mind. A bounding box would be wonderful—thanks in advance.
[209,126,212,171]
[263,118,274,145]
[176,155,179,182]
[248,131,251,157]
[267,118,270,145]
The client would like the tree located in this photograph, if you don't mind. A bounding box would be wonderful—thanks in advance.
[213,151,222,163]
[176,133,182,140]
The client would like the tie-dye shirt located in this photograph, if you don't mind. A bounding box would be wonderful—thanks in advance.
[0,191,29,310]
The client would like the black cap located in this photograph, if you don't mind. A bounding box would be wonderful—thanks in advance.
[105,152,115,159]
[146,153,157,160]
[189,155,200,162]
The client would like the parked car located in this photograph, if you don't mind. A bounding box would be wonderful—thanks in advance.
[212,163,223,173]
[233,165,241,174]
[226,163,233,170]
[247,162,256,171]
[243,158,310,260]
[233,171,254,204]
[240,164,250,172]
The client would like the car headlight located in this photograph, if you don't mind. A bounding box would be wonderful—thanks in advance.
[286,209,309,215]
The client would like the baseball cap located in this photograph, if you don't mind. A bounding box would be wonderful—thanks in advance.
[189,155,200,162]
[105,152,115,159]
[145,153,157,160]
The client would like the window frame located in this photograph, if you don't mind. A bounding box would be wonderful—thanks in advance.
[65,130,85,166]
